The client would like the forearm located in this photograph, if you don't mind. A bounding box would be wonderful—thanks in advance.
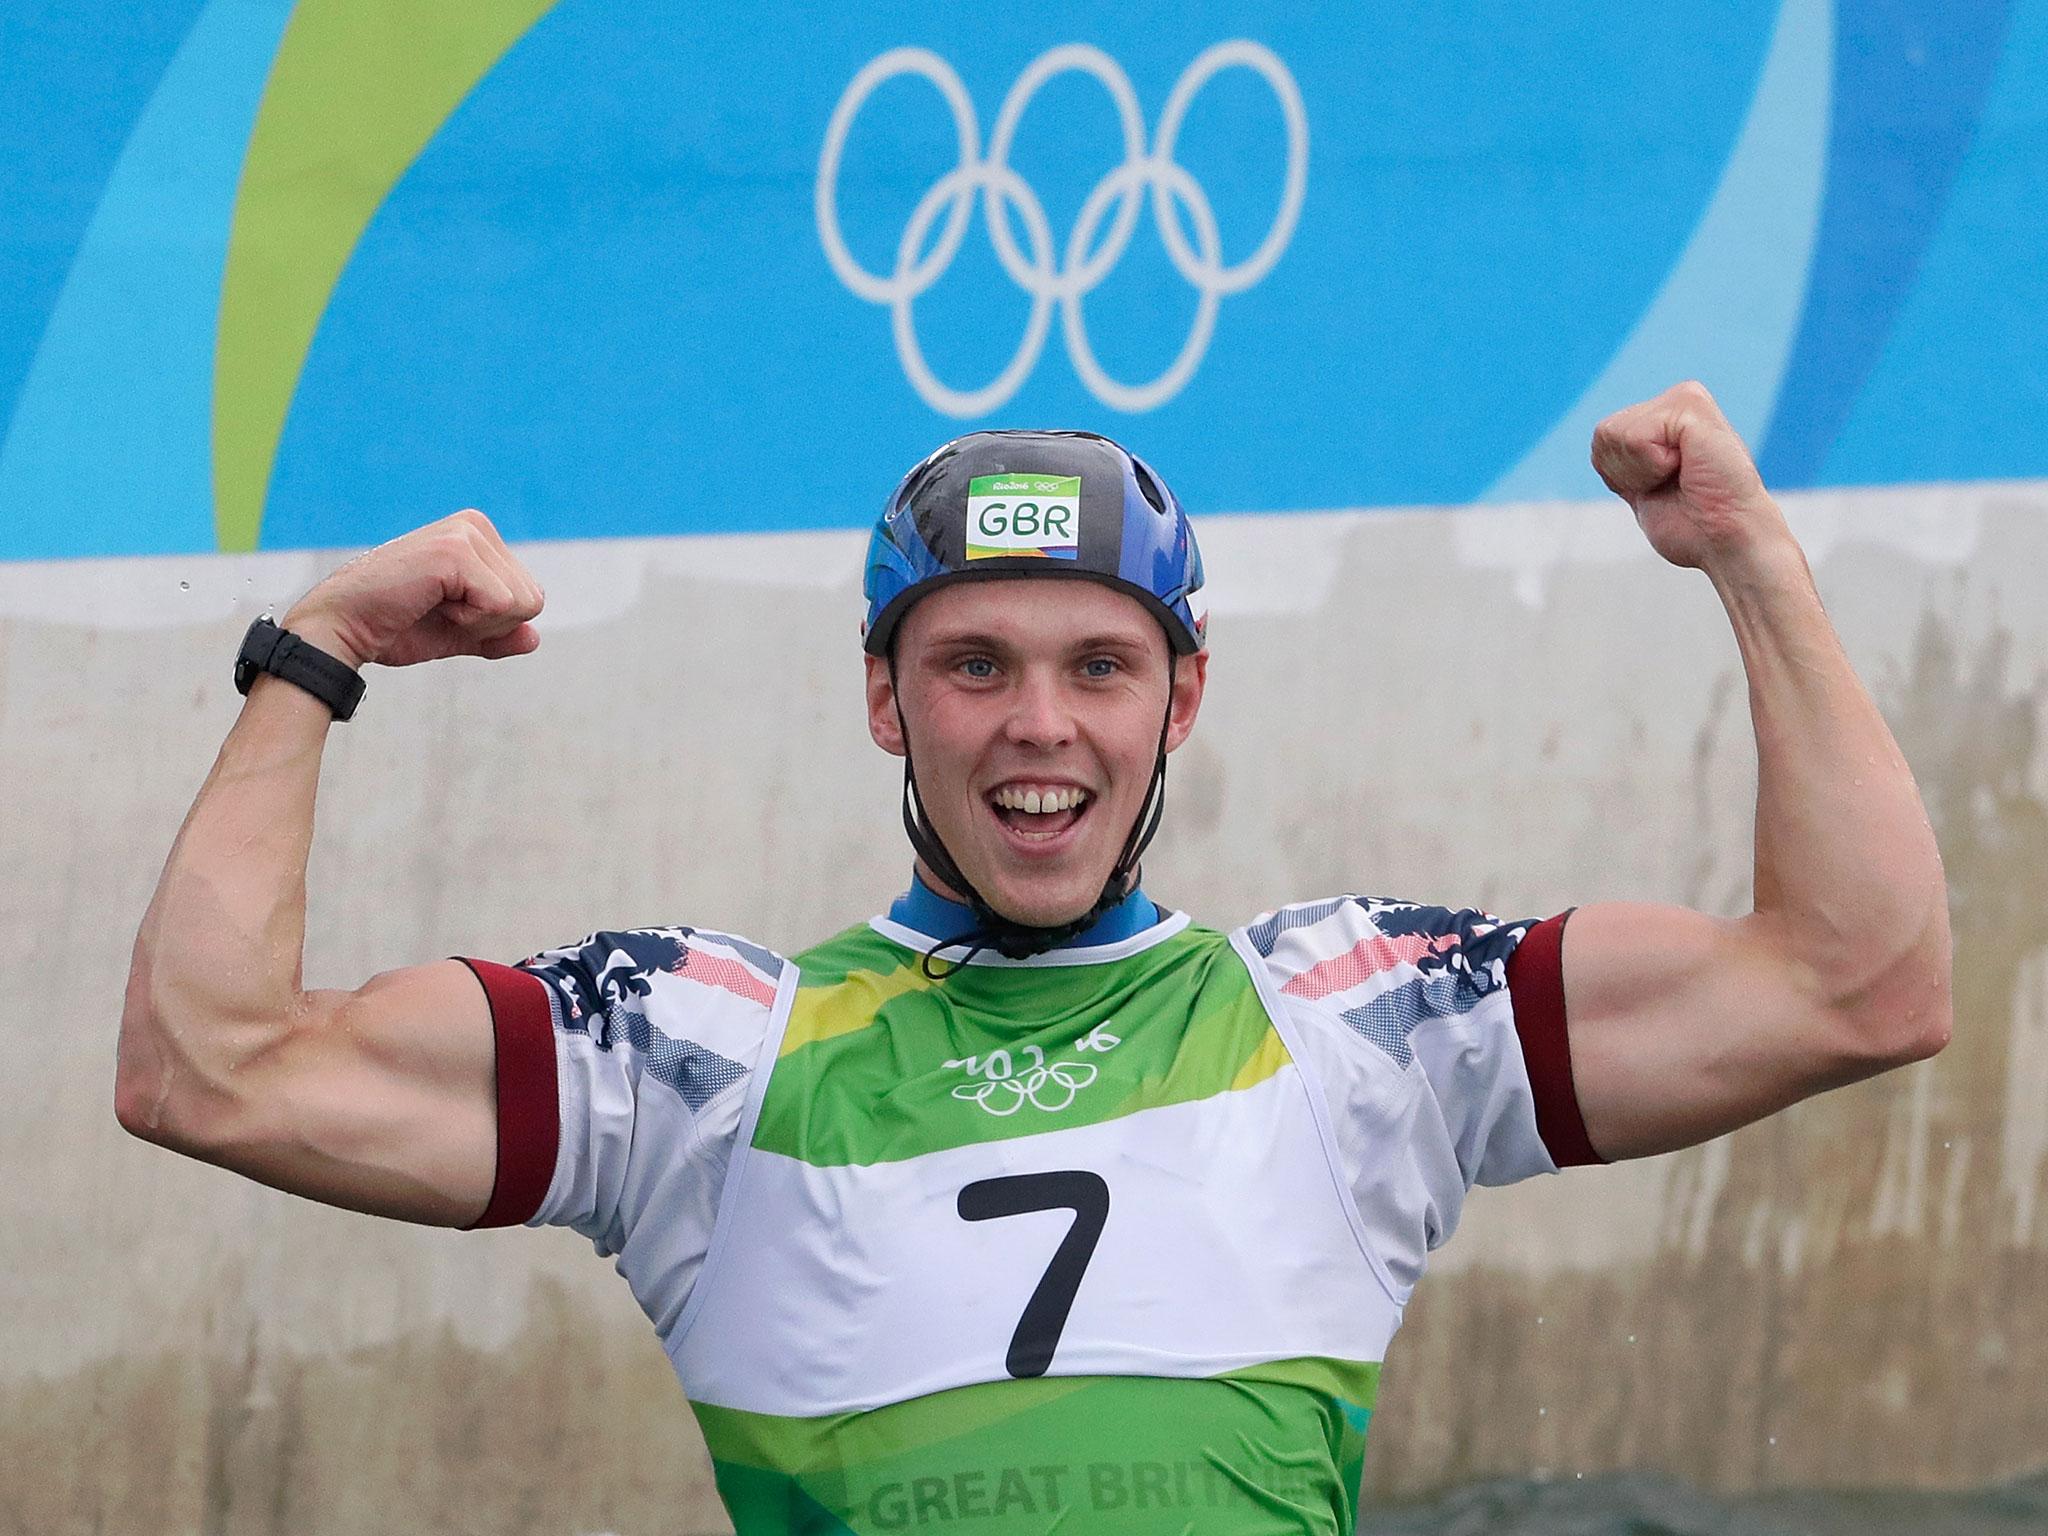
[1714,535,1951,1037]
[117,618,357,1132]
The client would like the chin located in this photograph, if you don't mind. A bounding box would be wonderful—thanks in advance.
[973,867,1113,930]
[947,791,1129,930]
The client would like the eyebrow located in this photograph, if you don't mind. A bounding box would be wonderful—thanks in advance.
[1071,633,1155,655]
[921,629,1155,656]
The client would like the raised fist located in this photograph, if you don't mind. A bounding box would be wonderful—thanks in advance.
[1590,381,1792,571]
[282,509,544,670]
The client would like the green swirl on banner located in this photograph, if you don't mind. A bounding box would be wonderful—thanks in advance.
[212,0,557,552]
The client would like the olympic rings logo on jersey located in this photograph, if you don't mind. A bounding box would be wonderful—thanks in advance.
[945,1026,1120,1116]
[815,41,1309,417]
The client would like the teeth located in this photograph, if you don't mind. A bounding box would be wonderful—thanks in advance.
[993,785,1089,814]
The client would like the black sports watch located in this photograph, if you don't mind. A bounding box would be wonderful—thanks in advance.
[234,615,366,721]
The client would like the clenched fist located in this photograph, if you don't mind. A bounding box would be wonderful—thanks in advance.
[282,509,544,671]
[1591,381,1793,571]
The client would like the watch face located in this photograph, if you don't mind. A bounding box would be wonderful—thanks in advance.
[234,616,274,695]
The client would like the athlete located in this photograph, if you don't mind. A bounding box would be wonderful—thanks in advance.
[116,382,1950,1534]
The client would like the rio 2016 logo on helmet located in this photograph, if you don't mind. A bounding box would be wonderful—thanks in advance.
[861,430,1208,657]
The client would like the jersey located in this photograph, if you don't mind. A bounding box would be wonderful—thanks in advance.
[458,895,1600,1535]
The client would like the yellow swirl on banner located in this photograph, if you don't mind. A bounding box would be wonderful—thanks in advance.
[212,0,558,552]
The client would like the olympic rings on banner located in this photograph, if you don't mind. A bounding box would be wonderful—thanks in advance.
[816,41,1309,416]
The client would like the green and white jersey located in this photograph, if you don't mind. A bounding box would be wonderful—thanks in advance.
[459,896,1594,1534]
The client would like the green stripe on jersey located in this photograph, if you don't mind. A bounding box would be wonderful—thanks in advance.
[762,924,1286,1168]
[694,1359,1380,1536]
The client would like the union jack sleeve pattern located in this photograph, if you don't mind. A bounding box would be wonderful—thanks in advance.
[456,927,787,1312]
[1247,895,1593,1158]
[1238,895,1597,1295]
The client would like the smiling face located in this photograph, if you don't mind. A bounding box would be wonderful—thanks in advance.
[866,577,1207,928]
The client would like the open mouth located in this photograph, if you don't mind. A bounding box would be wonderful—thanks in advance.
[986,783,1093,845]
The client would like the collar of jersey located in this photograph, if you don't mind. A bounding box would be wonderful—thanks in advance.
[874,874,1189,967]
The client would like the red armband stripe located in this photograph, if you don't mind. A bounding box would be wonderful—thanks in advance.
[456,958,561,1227]
[1504,911,1606,1167]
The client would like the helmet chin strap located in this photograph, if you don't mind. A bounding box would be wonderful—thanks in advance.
[890,652,1176,978]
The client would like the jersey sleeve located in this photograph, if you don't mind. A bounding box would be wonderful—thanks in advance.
[455,926,789,1328]
[1240,896,1601,1292]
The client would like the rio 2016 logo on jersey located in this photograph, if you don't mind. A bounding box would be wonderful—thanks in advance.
[946,1022,1121,1115]
[965,474,1081,560]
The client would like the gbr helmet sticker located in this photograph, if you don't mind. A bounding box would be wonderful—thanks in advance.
[964,474,1081,560]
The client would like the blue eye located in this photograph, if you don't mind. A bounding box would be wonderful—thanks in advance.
[1083,657,1118,679]
[961,657,996,679]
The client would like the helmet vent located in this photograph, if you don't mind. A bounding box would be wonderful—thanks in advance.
[1132,460,1168,516]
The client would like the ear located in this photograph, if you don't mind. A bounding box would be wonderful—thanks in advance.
[865,652,907,756]
[1164,649,1207,754]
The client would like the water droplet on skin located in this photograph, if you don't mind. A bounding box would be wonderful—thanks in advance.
[1628,1334,1636,1344]
[1536,1316,1544,1325]
[1853,778,1863,787]
[178,580,190,591]
[1769,1436,1777,1446]
[1539,1407,1547,1416]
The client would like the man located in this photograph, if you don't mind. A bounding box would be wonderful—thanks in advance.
[116,383,1950,1534]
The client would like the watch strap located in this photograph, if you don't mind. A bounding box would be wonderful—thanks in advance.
[235,617,366,721]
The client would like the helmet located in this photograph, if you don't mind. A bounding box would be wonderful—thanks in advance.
[862,429,1206,657]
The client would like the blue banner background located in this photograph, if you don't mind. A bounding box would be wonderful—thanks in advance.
[0,0,2041,560]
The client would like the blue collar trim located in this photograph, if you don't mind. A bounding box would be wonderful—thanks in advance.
[890,874,1161,950]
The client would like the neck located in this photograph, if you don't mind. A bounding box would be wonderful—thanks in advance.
[893,868,1160,951]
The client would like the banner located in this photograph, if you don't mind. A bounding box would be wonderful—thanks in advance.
[0,0,2040,560]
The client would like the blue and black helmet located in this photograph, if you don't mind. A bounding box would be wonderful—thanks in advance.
[862,430,1207,656]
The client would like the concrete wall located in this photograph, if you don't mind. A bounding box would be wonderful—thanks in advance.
[3,486,2044,1532]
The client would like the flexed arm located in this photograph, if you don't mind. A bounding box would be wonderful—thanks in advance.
[1555,383,1951,1161]
[115,511,546,1223]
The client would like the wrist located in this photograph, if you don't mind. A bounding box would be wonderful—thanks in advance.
[279,607,368,672]
[1701,525,1812,603]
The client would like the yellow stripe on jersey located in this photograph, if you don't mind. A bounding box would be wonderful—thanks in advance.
[1229,1023,1292,1094]
[782,959,933,1057]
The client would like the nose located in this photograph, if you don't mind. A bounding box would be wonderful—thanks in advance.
[1004,665,1077,749]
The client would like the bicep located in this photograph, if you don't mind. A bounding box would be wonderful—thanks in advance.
[211,960,501,1226]
[1560,902,1887,1161]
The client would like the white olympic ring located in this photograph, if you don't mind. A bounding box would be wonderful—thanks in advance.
[816,41,1309,416]
[951,1056,1100,1116]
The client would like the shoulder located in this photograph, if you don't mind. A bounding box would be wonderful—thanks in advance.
[512,925,792,1107]
[789,920,907,983]
[1232,895,1539,1069]
[518,925,788,1012]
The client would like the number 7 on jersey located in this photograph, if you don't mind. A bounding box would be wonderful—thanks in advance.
[957,1171,1110,1379]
